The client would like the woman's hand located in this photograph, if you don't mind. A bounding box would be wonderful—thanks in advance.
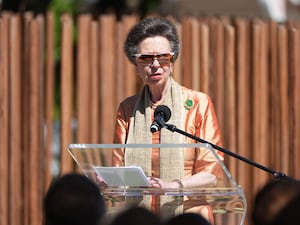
[96,176,108,188]
[147,172,217,189]
[147,177,182,188]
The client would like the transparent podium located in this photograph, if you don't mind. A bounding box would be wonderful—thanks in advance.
[68,143,247,225]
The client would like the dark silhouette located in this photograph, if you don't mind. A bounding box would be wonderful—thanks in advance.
[1,0,51,13]
[252,178,300,225]
[44,173,106,225]
[270,191,300,225]
[164,213,211,225]
[109,206,162,225]
[80,0,162,20]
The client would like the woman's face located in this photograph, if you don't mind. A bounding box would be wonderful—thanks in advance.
[135,36,173,88]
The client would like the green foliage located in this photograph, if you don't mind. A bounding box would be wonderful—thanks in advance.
[145,0,161,12]
[48,0,80,119]
[49,0,79,12]
[49,0,79,62]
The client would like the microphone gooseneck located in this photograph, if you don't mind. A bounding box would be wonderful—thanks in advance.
[160,105,291,180]
[150,105,171,133]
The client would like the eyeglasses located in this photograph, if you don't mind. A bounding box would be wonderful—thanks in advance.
[134,52,175,66]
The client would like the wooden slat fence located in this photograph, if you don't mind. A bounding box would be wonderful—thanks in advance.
[1,11,300,225]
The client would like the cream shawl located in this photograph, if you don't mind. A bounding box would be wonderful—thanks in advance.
[125,78,185,217]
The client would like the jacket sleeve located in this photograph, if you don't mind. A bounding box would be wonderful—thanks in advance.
[188,93,224,176]
[112,103,127,166]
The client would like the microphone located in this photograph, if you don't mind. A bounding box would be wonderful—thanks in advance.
[150,105,171,133]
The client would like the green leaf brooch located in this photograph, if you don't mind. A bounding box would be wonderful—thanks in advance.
[184,99,194,110]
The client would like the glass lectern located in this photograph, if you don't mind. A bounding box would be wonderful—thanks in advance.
[68,143,246,225]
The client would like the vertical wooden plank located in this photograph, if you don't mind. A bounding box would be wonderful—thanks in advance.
[44,11,55,191]
[0,14,9,225]
[252,20,270,192]
[266,22,277,172]
[260,20,271,178]
[268,22,279,172]
[190,18,200,91]
[115,20,125,110]
[37,13,46,198]
[234,18,252,225]
[60,14,74,174]
[22,12,34,225]
[9,14,22,225]
[29,17,44,225]
[76,14,91,143]
[199,23,210,93]
[223,24,237,179]
[173,19,182,84]
[289,28,300,179]
[90,21,100,143]
[99,15,116,144]
[209,18,225,133]
[181,17,192,88]
[223,23,238,225]
[115,16,137,109]
[293,28,300,179]
[226,23,240,224]
[277,25,289,174]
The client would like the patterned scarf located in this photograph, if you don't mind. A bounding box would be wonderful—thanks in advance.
[125,78,184,218]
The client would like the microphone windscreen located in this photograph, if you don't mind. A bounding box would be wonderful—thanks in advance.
[154,105,171,122]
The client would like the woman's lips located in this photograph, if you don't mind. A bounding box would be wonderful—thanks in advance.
[150,73,162,80]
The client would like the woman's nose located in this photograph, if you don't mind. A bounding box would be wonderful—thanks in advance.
[151,58,160,67]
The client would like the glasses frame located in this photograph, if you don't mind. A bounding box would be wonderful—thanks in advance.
[134,52,175,66]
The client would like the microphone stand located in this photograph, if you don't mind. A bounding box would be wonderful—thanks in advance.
[164,123,290,180]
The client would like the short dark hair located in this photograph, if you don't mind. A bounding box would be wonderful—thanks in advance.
[44,173,106,225]
[124,17,180,64]
[252,178,300,225]
[271,192,300,225]
[164,212,211,225]
[110,206,162,225]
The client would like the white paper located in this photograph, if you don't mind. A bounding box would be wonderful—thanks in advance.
[92,165,151,187]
